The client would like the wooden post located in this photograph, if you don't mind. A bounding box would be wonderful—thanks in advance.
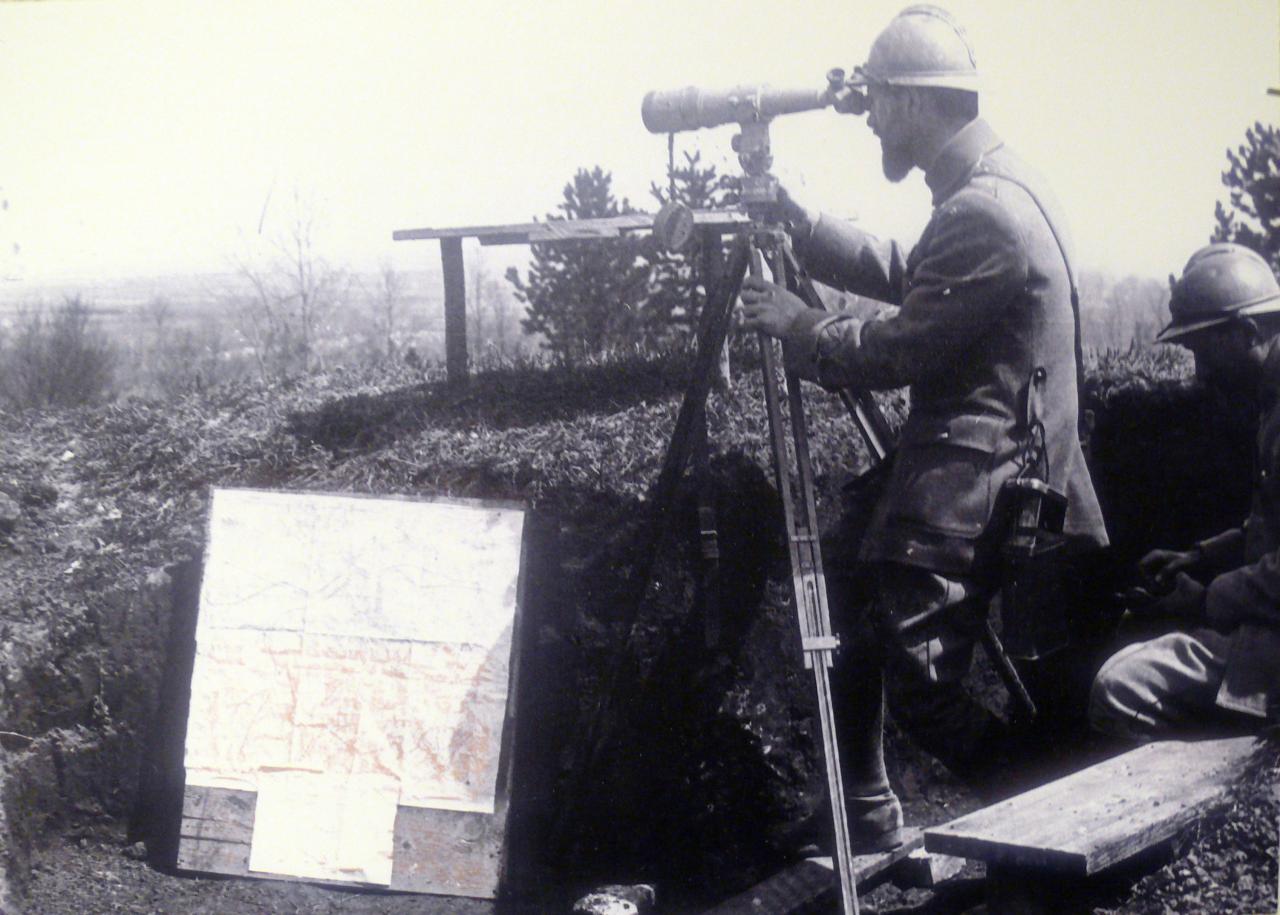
[440,237,469,384]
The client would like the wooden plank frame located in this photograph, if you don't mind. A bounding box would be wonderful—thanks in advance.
[176,489,530,899]
[392,209,751,385]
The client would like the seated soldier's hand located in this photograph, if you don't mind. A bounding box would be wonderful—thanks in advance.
[1126,571,1206,620]
[1138,547,1201,589]
[739,277,808,338]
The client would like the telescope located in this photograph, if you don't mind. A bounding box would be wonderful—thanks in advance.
[641,69,866,135]
[642,71,866,215]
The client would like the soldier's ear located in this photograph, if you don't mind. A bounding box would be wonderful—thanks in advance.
[902,87,926,118]
[1237,317,1262,346]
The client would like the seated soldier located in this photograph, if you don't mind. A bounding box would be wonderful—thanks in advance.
[1090,243,1280,739]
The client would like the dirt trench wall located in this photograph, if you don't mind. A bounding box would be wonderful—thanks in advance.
[0,562,186,912]
[0,373,1258,911]
[1085,379,1255,583]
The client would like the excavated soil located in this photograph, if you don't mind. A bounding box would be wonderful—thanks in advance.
[0,354,1272,913]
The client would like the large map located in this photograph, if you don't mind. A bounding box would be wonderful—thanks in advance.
[184,488,524,885]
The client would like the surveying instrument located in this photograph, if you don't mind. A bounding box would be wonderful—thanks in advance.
[636,72,891,915]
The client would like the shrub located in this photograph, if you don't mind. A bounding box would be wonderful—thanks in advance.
[0,297,118,409]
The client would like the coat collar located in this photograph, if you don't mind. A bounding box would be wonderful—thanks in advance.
[924,118,1004,206]
[1259,336,1280,410]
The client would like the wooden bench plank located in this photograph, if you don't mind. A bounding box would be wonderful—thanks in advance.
[703,829,925,914]
[924,736,1263,875]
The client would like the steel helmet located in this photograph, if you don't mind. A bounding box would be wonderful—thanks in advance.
[849,5,979,91]
[1157,243,1280,343]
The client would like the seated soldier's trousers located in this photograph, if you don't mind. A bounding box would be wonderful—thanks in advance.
[1088,627,1255,741]
[826,560,1007,797]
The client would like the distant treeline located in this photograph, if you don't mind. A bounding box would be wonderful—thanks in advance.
[0,118,1271,409]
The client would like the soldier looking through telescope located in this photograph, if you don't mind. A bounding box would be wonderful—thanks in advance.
[736,4,1109,852]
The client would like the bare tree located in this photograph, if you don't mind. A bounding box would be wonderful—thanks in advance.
[234,190,348,378]
[1079,270,1171,351]
[374,263,404,361]
[468,256,523,362]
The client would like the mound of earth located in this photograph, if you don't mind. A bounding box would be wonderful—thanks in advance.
[0,349,1269,913]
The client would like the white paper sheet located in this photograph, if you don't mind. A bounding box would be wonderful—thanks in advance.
[248,772,400,885]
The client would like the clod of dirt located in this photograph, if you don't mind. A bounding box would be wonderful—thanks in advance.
[0,492,20,533]
[572,884,655,915]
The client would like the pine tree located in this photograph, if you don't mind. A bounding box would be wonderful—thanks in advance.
[1211,122,1280,272]
[505,167,649,364]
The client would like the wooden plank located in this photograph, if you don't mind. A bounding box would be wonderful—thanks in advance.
[924,736,1262,875]
[389,807,503,898]
[177,836,252,875]
[393,210,751,245]
[177,785,510,896]
[441,236,468,384]
[177,785,255,874]
[893,847,965,889]
[703,829,924,914]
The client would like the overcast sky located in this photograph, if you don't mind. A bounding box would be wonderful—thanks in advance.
[2,0,1278,287]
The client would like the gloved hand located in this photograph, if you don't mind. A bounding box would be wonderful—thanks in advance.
[1123,571,1206,620]
[1138,547,1202,589]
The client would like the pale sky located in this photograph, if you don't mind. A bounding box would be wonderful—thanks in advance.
[2,0,1278,286]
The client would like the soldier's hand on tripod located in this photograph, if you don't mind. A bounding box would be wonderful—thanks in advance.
[740,277,807,338]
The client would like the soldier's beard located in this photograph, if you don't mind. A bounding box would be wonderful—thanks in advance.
[880,137,914,183]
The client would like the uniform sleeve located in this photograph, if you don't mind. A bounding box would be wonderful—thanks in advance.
[1205,548,1280,629]
[1196,526,1247,574]
[791,213,907,304]
[784,189,1029,392]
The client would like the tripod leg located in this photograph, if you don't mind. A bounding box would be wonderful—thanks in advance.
[636,235,750,595]
[692,414,723,649]
[550,236,751,856]
[754,242,861,915]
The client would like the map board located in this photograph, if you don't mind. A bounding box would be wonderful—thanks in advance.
[176,487,526,897]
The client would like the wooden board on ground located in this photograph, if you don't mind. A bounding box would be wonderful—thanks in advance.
[894,846,965,889]
[703,829,926,914]
[175,488,527,899]
[924,736,1263,875]
[178,784,509,896]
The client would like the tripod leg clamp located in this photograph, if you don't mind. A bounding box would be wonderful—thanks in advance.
[802,634,840,668]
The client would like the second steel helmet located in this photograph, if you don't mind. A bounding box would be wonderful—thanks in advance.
[849,5,979,91]
[1157,243,1280,343]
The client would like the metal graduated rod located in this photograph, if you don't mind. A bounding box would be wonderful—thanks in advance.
[623,79,905,911]
[749,233,860,915]
[725,101,883,913]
